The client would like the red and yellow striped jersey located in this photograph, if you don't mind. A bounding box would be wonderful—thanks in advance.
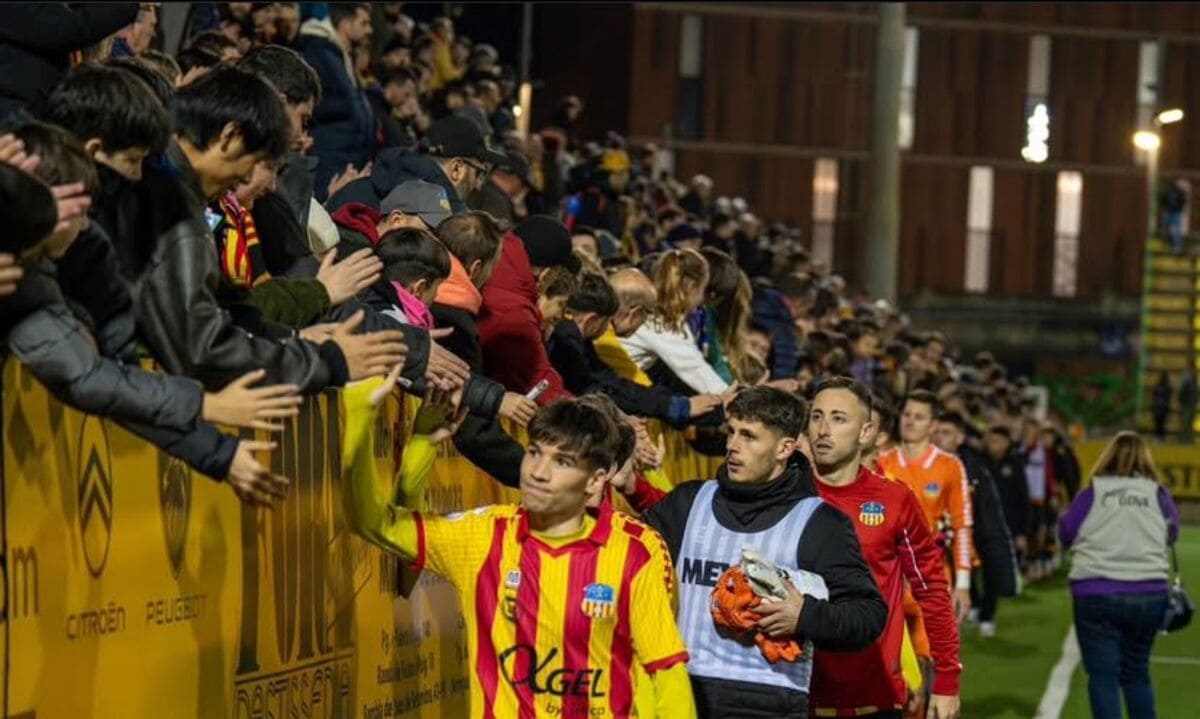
[413,503,688,719]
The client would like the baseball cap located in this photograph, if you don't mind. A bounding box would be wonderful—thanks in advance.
[515,215,582,273]
[380,180,453,228]
[424,115,506,166]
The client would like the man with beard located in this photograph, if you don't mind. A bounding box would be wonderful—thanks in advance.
[807,378,961,719]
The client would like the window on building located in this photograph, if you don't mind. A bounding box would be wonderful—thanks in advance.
[675,14,703,139]
[812,158,839,269]
[898,26,919,150]
[964,166,994,293]
[1021,35,1051,163]
[1053,171,1084,297]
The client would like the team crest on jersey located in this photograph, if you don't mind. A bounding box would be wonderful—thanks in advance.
[505,570,521,589]
[580,583,615,619]
[858,501,886,527]
[923,481,940,498]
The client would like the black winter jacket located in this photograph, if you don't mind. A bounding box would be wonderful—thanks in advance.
[987,449,1032,539]
[960,445,1018,596]
[0,3,137,117]
[751,285,799,380]
[430,301,524,489]
[545,320,694,427]
[355,282,503,419]
[325,147,465,213]
[642,456,886,713]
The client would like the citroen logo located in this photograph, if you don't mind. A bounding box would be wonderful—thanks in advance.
[158,455,192,577]
[76,415,113,578]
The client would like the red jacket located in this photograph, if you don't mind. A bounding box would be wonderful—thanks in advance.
[476,232,570,404]
[811,466,960,714]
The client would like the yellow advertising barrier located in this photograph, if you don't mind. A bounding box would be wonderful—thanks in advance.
[0,360,724,717]
[1075,439,1200,499]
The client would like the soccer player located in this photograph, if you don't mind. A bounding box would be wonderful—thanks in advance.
[342,368,696,719]
[636,387,886,718]
[807,378,960,719]
[878,390,974,622]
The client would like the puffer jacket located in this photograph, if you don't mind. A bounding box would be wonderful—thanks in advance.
[476,232,570,404]
[546,319,700,428]
[2,261,237,479]
[356,279,504,420]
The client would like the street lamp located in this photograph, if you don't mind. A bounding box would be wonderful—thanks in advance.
[1157,108,1185,125]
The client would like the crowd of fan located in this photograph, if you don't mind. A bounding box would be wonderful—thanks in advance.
[0,2,1082,621]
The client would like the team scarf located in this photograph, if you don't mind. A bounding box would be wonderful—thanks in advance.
[215,192,272,289]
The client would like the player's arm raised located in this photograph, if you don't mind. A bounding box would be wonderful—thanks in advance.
[341,367,421,559]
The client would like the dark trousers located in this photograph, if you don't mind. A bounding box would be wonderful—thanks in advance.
[1073,592,1169,719]
[971,567,1001,622]
[691,675,809,718]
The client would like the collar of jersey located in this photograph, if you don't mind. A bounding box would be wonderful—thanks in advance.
[516,504,614,552]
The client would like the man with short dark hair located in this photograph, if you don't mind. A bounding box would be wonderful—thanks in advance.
[806,377,961,719]
[878,391,976,622]
[342,382,696,718]
[131,66,407,393]
[44,63,169,183]
[634,386,887,718]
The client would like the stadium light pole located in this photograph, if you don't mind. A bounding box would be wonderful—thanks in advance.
[1133,108,1183,428]
[516,2,534,138]
[864,2,905,305]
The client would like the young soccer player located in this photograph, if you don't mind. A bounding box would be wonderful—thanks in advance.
[343,371,696,719]
[878,390,975,622]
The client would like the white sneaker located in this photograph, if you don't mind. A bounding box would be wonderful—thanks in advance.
[966,608,980,625]
[980,621,996,638]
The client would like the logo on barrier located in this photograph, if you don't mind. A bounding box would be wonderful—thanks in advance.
[158,455,193,577]
[77,415,114,578]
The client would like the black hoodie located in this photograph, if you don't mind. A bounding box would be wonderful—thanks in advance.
[643,455,886,651]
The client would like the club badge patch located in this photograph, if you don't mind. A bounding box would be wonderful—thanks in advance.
[923,481,941,498]
[581,583,615,619]
[859,501,886,527]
